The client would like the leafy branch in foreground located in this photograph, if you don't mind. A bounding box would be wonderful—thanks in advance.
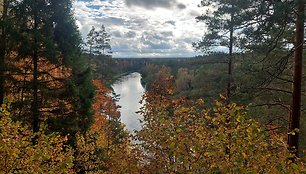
[136,76,306,173]
[0,103,74,173]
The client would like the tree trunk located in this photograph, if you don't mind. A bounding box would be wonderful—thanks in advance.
[0,0,8,105]
[32,1,39,133]
[227,11,234,102]
[288,0,304,157]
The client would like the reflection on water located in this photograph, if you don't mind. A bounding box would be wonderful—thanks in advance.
[112,72,145,132]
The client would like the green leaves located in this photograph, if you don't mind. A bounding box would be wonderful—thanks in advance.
[195,0,254,52]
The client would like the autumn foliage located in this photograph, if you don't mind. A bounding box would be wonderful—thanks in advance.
[74,80,140,173]
[2,74,306,173]
[7,56,74,121]
[135,76,306,173]
[0,103,74,173]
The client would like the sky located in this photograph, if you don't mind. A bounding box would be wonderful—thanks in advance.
[73,0,206,58]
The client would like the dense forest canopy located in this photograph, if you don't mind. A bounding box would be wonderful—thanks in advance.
[1,0,306,173]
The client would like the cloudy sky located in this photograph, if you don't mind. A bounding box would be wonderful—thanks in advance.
[73,0,206,58]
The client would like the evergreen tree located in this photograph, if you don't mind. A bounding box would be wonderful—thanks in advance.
[194,0,254,101]
[0,0,13,105]
[0,0,6,105]
[289,0,304,157]
[7,0,95,139]
[86,26,98,56]
[86,25,112,56]
[241,1,294,53]
[96,25,111,55]
[234,0,303,156]
[10,0,55,133]
[195,0,306,156]
[46,0,95,136]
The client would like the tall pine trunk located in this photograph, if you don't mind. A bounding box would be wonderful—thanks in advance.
[288,0,304,157]
[32,0,39,133]
[227,11,234,102]
[0,0,8,105]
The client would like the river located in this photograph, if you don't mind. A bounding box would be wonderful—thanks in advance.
[112,72,145,133]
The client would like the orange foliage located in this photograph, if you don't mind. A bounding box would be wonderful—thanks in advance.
[91,79,119,133]
[74,79,143,173]
[6,55,74,122]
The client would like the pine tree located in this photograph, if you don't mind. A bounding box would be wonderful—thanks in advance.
[234,0,303,156]
[96,25,111,55]
[289,0,304,157]
[0,0,10,105]
[45,0,95,136]
[7,0,95,138]
[86,25,112,56]
[194,0,254,101]
[86,26,98,56]
[195,0,306,156]
[10,0,55,133]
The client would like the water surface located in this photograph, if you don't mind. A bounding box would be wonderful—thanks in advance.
[112,72,145,132]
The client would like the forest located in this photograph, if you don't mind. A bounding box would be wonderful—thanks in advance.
[1,0,306,173]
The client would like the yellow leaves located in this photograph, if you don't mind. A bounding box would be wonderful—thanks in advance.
[136,80,306,173]
[292,163,299,170]
[236,115,242,122]
[288,128,300,136]
[220,94,227,100]
[176,128,182,133]
[196,98,205,105]
[166,88,174,95]
[169,142,176,149]
[0,103,74,173]
[247,127,253,134]
[242,152,247,158]
[214,100,223,107]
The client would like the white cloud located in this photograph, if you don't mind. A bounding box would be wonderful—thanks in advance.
[73,0,206,58]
